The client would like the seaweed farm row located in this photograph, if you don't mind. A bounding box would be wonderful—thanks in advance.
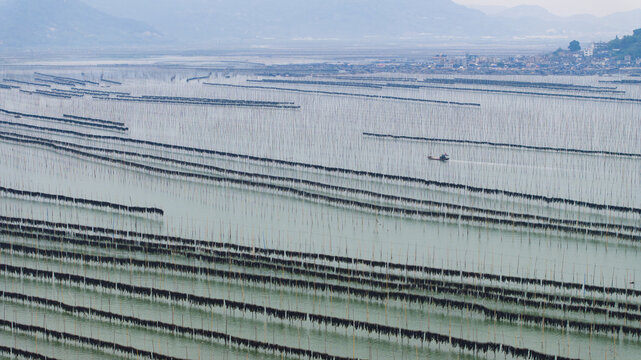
[3,214,639,298]
[251,78,641,104]
[0,108,128,132]
[2,129,639,243]
[0,186,163,216]
[15,87,131,100]
[62,114,125,127]
[599,80,641,85]
[418,78,622,94]
[332,76,623,93]
[0,232,595,360]
[2,81,301,110]
[1,69,639,360]
[0,215,633,359]
[8,130,640,232]
[3,79,52,88]
[94,94,301,109]
[5,236,641,329]
[0,285,576,360]
[186,75,211,82]
[3,130,640,243]
[0,318,186,360]
[4,228,637,328]
[204,82,482,106]
[100,76,122,85]
[3,119,636,215]
[3,221,635,312]
[20,89,75,99]
[254,79,384,89]
[362,132,641,158]
[0,282,580,360]
[0,344,57,360]
[34,72,99,86]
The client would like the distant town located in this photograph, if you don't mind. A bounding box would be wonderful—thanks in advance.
[380,28,641,76]
[255,28,641,77]
[371,44,641,76]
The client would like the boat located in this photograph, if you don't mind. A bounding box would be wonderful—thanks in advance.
[428,154,450,161]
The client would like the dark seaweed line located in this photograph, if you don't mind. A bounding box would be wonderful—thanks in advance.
[0,265,580,360]
[251,79,639,102]
[332,76,418,82]
[416,84,641,103]
[0,291,355,360]
[138,95,295,106]
[39,89,83,98]
[0,108,128,132]
[0,319,185,360]
[418,78,621,93]
[93,96,301,109]
[0,186,163,216]
[2,108,127,130]
[0,345,58,360]
[4,234,639,324]
[3,133,638,244]
[62,114,125,127]
[19,90,71,99]
[10,130,637,236]
[4,214,640,299]
[34,90,75,98]
[5,225,633,320]
[361,78,623,95]
[334,76,617,92]
[100,77,121,85]
[250,79,384,89]
[34,72,98,86]
[71,87,129,96]
[363,132,641,159]
[4,240,640,336]
[599,80,641,85]
[60,88,99,96]
[3,79,51,88]
[33,78,77,87]
[1,119,636,216]
[6,222,639,317]
[203,82,481,107]
[116,93,296,106]
[186,75,210,82]
[34,72,86,84]
[57,88,120,97]
[1,291,581,360]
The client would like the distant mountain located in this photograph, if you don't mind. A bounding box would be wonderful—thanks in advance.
[82,0,508,45]
[0,0,162,48]
[82,0,641,47]
[495,8,641,43]
[2,0,640,50]
[495,5,558,21]
[465,5,509,16]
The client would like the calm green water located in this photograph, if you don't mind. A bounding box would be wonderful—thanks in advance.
[0,68,639,359]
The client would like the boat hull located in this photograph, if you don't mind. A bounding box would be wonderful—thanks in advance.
[428,156,449,161]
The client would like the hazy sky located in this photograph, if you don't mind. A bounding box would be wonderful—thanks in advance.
[453,0,641,16]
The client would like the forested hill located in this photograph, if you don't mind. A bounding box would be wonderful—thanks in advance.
[607,28,641,58]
